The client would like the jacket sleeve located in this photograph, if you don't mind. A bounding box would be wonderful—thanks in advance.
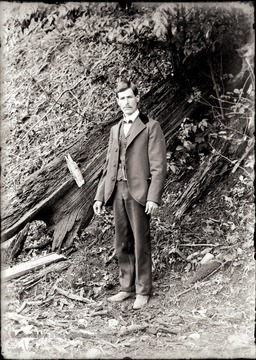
[94,128,113,203]
[147,121,167,205]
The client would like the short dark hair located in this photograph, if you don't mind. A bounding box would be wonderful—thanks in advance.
[115,80,138,98]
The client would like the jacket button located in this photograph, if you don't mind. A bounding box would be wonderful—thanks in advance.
[115,148,118,152]
[113,164,116,167]
[112,178,115,181]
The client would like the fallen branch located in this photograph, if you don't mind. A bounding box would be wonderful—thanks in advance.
[55,286,96,304]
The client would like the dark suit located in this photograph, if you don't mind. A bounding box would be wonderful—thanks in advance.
[94,113,166,294]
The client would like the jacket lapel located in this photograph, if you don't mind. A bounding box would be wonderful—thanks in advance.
[127,116,146,149]
[112,120,122,144]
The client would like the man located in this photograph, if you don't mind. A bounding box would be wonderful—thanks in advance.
[93,80,166,309]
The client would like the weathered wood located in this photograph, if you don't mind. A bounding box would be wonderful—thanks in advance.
[173,145,229,219]
[10,223,30,260]
[173,134,250,219]
[187,260,222,284]
[119,324,148,336]
[2,253,66,281]
[55,286,95,304]
[1,68,210,251]
[21,261,70,288]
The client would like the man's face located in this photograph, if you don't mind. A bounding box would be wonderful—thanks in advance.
[117,88,140,116]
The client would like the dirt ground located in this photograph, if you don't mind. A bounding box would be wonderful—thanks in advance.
[1,169,255,359]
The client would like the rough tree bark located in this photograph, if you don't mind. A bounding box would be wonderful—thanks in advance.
[2,55,251,252]
[2,70,209,252]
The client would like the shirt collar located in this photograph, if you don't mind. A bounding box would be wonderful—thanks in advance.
[123,109,139,123]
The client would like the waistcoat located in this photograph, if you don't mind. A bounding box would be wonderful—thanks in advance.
[117,122,132,181]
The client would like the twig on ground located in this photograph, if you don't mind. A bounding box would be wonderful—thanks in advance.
[179,243,232,248]
[119,324,148,336]
[90,309,108,317]
[23,278,43,290]
[16,301,27,314]
[157,327,178,335]
[98,339,120,349]
[55,286,96,304]
[175,248,188,261]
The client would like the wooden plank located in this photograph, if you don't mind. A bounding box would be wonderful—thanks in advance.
[1,253,66,281]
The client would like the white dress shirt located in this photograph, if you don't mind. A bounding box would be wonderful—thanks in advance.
[123,109,139,136]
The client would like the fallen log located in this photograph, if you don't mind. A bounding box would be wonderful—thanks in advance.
[3,48,251,252]
[2,253,66,281]
[1,65,210,251]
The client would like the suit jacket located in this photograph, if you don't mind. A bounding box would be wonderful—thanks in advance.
[94,113,167,206]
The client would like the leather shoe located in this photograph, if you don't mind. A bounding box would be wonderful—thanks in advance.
[108,291,133,302]
[133,295,149,310]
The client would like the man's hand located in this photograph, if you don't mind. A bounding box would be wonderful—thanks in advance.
[145,201,159,215]
[93,201,103,215]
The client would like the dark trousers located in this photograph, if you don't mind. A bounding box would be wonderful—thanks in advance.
[113,180,152,295]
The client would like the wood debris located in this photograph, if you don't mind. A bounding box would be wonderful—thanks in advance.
[55,286,96,304]
[119,324,148,336]
[2,253,67,281]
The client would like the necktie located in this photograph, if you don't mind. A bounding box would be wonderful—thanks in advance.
[123,119,133,136]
